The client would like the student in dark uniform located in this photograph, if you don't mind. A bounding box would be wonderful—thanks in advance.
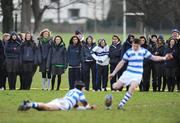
[139,36,151,91]
[0,33,10,90]
[164,38,178,92]
[46,35,67,90]
[20,32,37,90]
[5,32,21,90]
[152,37,165,91]
[37,29,52,90]
[109,35,122,91]
[81,35,96,91]
[67,35,82,90]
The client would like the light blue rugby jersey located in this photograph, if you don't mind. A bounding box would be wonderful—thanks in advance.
[63,88,87,108]
[122,47,152,75]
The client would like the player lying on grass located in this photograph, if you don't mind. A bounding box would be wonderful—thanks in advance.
[109,38,173,110]
[18,81,96,111]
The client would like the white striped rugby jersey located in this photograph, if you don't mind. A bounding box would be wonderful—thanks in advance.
[122,47,152,75]
[63,88,87,107]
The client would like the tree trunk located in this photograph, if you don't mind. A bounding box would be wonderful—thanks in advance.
[21,0,32,32]
[1,0,14,33]
[32,0,48,33]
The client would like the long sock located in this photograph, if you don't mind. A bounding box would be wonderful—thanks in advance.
[119,91,132,108]
[42,78,46,90]
[47,79,51,90]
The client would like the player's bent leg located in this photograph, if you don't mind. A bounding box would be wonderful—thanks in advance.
[129,81,139,94]
[112,80,124,90]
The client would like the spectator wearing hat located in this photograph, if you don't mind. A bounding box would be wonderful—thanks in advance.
[5,32,21,90]
[109,35,123,91]
[92,39,109,91]
[37,29,52,90]
[67,35,82,90]
[81,35,96,91]
[0,33,10,90]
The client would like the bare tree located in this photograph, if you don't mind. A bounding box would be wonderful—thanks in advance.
[1,0,14,33]
[21,0,31,32]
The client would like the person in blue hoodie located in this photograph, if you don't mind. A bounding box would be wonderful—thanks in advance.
[81,35,96,91]
[109,35,122,91]
[67,35,82,90]
[5,32,21,90]
[37,29,52,90]
[20,32,37,90]
[46,35,67,90]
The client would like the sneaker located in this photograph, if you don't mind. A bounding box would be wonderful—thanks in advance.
[17,100,31,111]
[117,105,125,111]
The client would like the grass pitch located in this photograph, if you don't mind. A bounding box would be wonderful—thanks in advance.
[0,90,179,123]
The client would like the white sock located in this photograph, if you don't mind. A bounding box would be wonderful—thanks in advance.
[47,79,51,90]
[42,78,46,90]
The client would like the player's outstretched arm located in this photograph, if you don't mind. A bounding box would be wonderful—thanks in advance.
[150,53,173,61]
[109,60,126,80]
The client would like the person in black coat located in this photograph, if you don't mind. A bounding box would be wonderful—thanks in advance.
[46,35,67,90]
[121,34,134,91]
[67,35,82,89]
[5,32,21,90]
[151,37,165,91]
[37,29,52,90]
[139,36,151,91]
[81,35,96,91]
[171,29,180,91]
[0,33,10,90]
[20,32,37,90]
[164,38,178,92]
[109,35,122,91]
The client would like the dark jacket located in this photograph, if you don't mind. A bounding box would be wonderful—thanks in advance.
[5,40,21,59]
[46,42,67,69]
[20,40,37,62]
[81,42,96,63]
[164,45,178,68]
[121,34,134,58]
[109,42,122,64]
[67,44,81,67]
[37,38,52,60]
[0,40,5,64]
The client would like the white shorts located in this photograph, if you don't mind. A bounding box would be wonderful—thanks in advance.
[118,71,142,86]
[47,98,72,110]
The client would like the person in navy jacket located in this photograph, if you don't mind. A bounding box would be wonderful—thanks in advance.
[5,32,21,90]
[20,32,37,90]
[67,35,82,89]
[109,35,122,91]
[81,35,96,91]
